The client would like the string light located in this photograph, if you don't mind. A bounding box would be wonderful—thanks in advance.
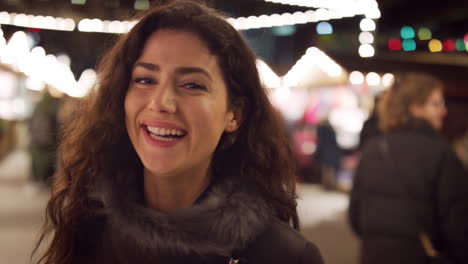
[388,38,402,51]
[400,26,415,39]
[360,18,376,31]
[0,11,75,31]
[402,39,416,51]
[418,27,432,40]
[359,32,374,44]
[428,39,442,52]
[349,71,364,85]
[359,44,374,57]
[316,22,333,35]
[366,72,380,86]
[442,39,456,51]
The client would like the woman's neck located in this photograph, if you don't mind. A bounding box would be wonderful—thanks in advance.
[143,170,211,213]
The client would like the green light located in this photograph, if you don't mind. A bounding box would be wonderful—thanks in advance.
[400,26,415,39]
[456,39,466,51]
[402,39,416,51]
[71,0,86,5]
[134,0,149,10]
[418,27,432,40]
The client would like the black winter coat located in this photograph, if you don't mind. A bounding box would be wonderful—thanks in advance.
[349,121,468,264]
[77,177,324,264]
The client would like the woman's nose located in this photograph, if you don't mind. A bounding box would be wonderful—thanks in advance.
[148,83,177,114]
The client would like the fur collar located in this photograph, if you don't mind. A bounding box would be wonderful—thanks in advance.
[92,175,273,261]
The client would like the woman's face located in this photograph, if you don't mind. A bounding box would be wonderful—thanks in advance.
[410,88,447,130]
[124,29,239,180]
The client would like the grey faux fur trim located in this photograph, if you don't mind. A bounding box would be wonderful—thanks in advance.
[95,177,272,259]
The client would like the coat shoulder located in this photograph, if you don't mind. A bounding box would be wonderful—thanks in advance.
[242,218,324,264]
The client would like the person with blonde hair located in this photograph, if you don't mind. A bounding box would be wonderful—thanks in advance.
[34,1,324,264]
[349,72,468,264]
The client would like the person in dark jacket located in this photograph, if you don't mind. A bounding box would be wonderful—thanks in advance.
[349,72,468,264]
[33,1,324,264]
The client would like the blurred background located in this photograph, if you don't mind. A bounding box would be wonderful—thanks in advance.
[0,0,467,263]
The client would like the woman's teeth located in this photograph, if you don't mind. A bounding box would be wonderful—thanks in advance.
[146,126,186,139]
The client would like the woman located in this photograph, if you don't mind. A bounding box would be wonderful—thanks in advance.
[349,72,468,264]
[34,1,324,264]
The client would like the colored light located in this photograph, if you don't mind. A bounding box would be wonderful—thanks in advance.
[400,26,415,39]
[455,39,466,51]
[316,22,333,34]
[443,39,456,51]
[134,0,150,10]
[428,39,442,52]
[464,33,468,43]
[388,38,402,50]
[402,39,416,51]
[71,0,86,4]
[417,27,431,40]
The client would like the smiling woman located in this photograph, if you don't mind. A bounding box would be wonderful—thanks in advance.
[33,1,324,264]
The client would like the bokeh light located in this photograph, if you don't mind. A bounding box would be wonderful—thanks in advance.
[428,39,442,52]
[366,72,380,86]
[402,39,416,51]
[316,22,333,34]
[417,27,432,40]
[443,39,456,51]
[455,39,466,51]
[359,32,374,44]
[400,26,415,39]
[360,18,376,31]
[388,38,402,50]
[359,44,375,57]
[349,71,364,85]
[382,73,395,87]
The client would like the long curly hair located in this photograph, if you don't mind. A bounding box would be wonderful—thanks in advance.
[377,72,443,132]
[34,1,298,263]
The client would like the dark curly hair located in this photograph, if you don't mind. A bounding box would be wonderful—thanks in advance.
[34,1,298,263]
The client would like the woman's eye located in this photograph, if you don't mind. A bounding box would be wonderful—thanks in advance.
[133,77,155,85]
[182,82,207,91]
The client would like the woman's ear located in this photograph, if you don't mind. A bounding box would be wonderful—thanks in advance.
[225,107,243,133]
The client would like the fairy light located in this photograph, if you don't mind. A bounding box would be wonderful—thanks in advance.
[0,11,75,31]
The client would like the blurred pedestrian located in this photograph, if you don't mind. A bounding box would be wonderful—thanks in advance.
[315,119,342,190]
[28,89,59,184]
[349,72,468,264]
[34,1,324,264]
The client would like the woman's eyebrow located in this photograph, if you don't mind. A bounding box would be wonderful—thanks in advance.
[133,63,212,81]
[134,62,159,71]
[175,67,212,81]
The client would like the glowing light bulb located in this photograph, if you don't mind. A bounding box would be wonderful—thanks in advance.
[316,22,333,35]
[428,39,442,52]
[402,39,416,51]
[359,44,375,57]
[418,27,432,40]
[388,38,402,51]
[349,71,364,85]
[366,72,380,86]
[400,26,415,39]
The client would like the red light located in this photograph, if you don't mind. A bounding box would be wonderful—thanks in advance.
[464,33,468,43]
[28,28,41,32]
[443,39,456,51]
[388,38,402,51]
